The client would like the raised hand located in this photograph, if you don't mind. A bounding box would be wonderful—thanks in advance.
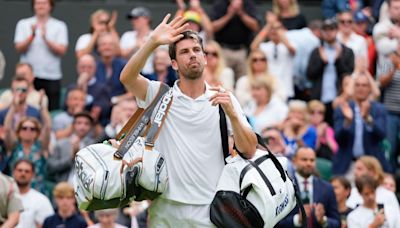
[209,87,236,118]
[108,10,118,30]
[150,14,188,46]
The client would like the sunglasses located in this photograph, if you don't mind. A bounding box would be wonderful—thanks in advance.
[339,20,353,25]
[14,87,28,93]
[21,126,38,132]
[252,57,267,63]
[205,51,218,58]
[99,20,109,25]
[311,110,324,115]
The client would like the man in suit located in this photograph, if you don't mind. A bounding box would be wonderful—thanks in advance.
[278,147,340,227]
[333,73,391,176]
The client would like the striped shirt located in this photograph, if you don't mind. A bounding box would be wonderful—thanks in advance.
[378,58,400,114]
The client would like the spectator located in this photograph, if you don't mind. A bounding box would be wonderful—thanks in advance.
[175,0,214,41]
[332,74,353,110]
[322,0,365,19]
[14,0,68,110]
[330,176,353,228]
[0,63,49,110]
[272,0,307,30]
[120,7,153,74]
[261,127,288,156]
[377,44,400,172]
[282,100,317,158]
[333,73,391,176]
[307,18,354,125]
[42,182,87,228]
[251,19,296,99]
[235,49,284,107]
[347,175,400,228]
[0,76,41,130]
[337,11,368,66]
[211,0,260,81]
[95,33,131,103]
[12,159,53,228]
[244,76,288,134]
[48,112,95,184]
[52,88,86,140]
[308,100,338,160]
[346,156,400,214]
[75,9,119,59]
[202,40,234,91]
[142,47,178,87]
[89,209,127,228]
[383,173,397,193]
[0,172,23,228]
[71,54,111,126]
[277,147,340,228]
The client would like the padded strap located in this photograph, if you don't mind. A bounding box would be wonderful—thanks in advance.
[290,175,308,228]
[219,105,230,162]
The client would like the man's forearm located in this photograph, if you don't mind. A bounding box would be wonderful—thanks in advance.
[44,38,67,56]
[229,114,257,158]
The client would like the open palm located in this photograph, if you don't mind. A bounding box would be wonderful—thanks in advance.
[151,14,188,46]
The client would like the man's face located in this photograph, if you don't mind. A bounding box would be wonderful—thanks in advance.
[360,186,376,208]
[322,28,338,43]
[171,38,206,80]
[12,80,29,104]
[34,0,52,17]
[338,12,354,35]
[98,35,116,58]
[13,162,34,188]
[73,116,92,138]
[130,16,150,30]
[77,56,96,77]
[66,90,86,114]
[353,76,371,101]
[153,49,171,72]
[293,148,316,178]
[16,65,34,85]
[390,1,400,21]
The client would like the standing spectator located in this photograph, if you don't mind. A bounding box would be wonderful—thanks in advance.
[0,172,23,228]
[307,18,354,125]
[272,0,307,30]
[89,209,127,228]
[48,112,95,184]
[75,9,119,59]
[42,182,87,228]
[202,40,234,91]
[14,0,68,110]
[142,47,178,87]
[211,0,260,81]
[282,100,317,158]
[322,0,365,19]
[337,11,368,66]
[96,33,130,103]
[308,100,338,160]
[120,7,153,74]
[377,44,400,173]
[347,175,400,228]
[333,74,391,176]
[0,63,49,110]
[244,76,288,134]
[13,159,53,228]
[277,147,341,228]
[330,176,353,228]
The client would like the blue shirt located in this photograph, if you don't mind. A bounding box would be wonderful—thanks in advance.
[321,42,338,103]
[0,105,41,126]
[352,104,365,158]
[42,213,87,228]
[95,57,127,97]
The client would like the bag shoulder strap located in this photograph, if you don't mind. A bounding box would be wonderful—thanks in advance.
[114,83,170,160]
[219,105,229,163]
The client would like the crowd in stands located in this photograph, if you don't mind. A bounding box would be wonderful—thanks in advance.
[1,0,400,227]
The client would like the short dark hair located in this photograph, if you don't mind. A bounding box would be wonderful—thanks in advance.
[32,0,55,12]
[331,175,351,198]
[13,159,35,173]
[73,111,94,125]
[355,175,378,193]
[12,75,29,85]
[168,30,204,60]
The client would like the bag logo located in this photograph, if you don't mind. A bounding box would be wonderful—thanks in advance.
[275,194,289,216]
[76,159,94,191]
[154,90,173,127]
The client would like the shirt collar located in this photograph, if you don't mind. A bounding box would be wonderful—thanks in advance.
[295,172,313,185]
[173,80,215,101]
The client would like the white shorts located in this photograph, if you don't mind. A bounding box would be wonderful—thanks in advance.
[148,198,215,228]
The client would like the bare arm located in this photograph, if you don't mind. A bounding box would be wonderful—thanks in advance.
[237,10,259,32]
[379,69,396,87]
[15,36,35,54]
[4,105,17,151]
[1,211,20,228]
[76,31,99,59]
[250,25,270,51]
[38,107,51,152]
[212,12,234,33]
[43,36,67,56]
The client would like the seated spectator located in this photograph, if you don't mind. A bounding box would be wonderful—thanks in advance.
[347,175,400,228]
[13,159,53,228]
[48,112,95,184]
[332,74,353,110]
[0,63,49,110]
[0,76,41,130]
[282,100,317,158]
[89,209,127,228]
[235,49,284,107]
[120,7,153,74]
[261,127,288,156]
[42,182,87,228]
[272,0,307,30]
[71,54,111,126]
[322,0,365,19]
[0,172,23,228]
[75,9,119,59]
[202,40,234,91]
[142,47,177,87]
[330,176,353,227]
[333,73,391,176]
[53,88,86,140]
[251,18,296,99]
[346,156,400,214]
[383,173,397,193]
[175,0,214,41]
[244,76,288,134]
[308,100,338,160]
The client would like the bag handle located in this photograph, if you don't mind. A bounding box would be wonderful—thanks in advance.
[114,83,170,160]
